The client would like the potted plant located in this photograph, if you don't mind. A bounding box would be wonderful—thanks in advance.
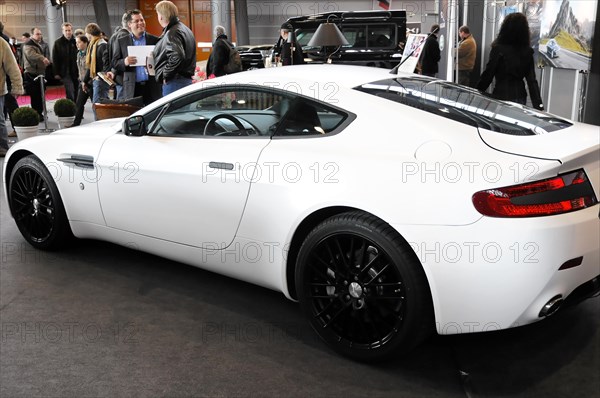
[11,107,40,141]
[53,98,77,128]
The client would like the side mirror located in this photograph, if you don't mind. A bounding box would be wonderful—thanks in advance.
[123,115,146,136]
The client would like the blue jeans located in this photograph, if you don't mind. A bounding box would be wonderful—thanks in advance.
[162,75,192,96]
[0,95,7,150]
[92,79,110,120]
[116,84,124,100]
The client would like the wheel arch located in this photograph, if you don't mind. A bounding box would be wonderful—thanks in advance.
[285,206,357,300]
[5,151,73,250]
[3,150,35,204]
[285,206,433,304]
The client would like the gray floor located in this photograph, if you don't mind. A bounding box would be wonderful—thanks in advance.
[1,101,599,397]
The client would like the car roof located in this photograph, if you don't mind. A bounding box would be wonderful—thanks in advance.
[214,64,395,89]
[149,65,404,110]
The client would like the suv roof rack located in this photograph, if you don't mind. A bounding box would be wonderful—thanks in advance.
[289,10,405,24]
[341,11,393,21]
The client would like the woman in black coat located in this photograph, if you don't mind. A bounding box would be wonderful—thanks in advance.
[476,13,544,110]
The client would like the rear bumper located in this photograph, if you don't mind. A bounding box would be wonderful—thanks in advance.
[393,205,600,335]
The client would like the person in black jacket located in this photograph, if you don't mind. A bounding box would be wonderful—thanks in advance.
[52,22,78,102]
[420,24,440,77]
[17,32,30,71]
[476,13,543,110]
[111,9,160,105]
[108,12,131,99]
[154,0,196,96]
[82,23,112,120]
[274,22,304,66]
[206,25,232,78]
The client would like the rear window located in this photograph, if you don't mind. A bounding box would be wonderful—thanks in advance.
[356,77,572,135]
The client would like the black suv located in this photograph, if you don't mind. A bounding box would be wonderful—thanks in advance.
[240,10,407,70]
[293,10,407,68]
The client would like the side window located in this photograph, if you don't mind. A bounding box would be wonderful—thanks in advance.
[149,88,285,137]
[273,97,347,137]
[342,26,367,48]
[297,29,315,47]
[367,25,394,48]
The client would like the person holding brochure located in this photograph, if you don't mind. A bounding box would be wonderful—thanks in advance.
[82,23,112,120]
[111,9,160,105]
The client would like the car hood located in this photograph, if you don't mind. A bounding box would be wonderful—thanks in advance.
[6,119,123,163]
[51,118,124,138]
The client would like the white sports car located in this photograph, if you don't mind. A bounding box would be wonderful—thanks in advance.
[3,65,599,361]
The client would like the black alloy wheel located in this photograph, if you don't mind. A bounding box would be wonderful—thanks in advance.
[296,211,433,362]
[8,155,72,250]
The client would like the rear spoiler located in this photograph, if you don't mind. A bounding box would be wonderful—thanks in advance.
[341,11,393,21]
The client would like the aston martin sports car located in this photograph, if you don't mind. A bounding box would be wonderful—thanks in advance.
[3,65,599,361]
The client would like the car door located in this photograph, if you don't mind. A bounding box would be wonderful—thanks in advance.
[95,86,282,249]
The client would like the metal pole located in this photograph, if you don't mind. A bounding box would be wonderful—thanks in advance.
[234,0,249,46]
[538,65,545,99]
[212,0,232,43]
[34,75,54,133]
[578,70,589,122]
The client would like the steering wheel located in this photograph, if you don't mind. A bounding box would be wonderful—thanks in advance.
[203,114,247,135]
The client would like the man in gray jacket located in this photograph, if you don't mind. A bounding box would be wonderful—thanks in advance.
[23,27,50,119]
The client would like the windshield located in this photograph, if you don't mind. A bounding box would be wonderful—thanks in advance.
[356,77,572,135]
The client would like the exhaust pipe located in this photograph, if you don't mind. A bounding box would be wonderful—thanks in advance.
[539,295,563,317]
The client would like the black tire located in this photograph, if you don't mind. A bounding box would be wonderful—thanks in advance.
[8,155,72,250]
[296,211,433,362]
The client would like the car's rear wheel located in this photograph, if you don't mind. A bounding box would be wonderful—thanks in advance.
[296,211,433,362]
[8,155,72,250]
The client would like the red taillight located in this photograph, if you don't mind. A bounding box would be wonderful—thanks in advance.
[472,170,598,217]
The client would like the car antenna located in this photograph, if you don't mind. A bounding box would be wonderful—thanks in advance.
[390,25,439,75]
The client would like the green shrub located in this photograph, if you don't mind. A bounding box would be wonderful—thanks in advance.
[53,98,77,117]
[12,107,40,126]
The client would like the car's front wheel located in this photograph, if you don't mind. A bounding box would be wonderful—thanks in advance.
[296,211,433,362]
[8,155,72,250]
